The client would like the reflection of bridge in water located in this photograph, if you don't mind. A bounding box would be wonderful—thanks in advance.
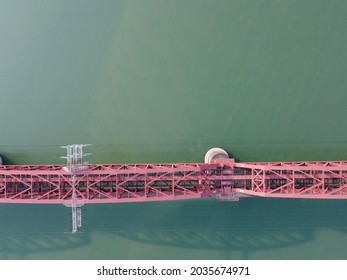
[1,146,347,233]
[2,198,347,259]
[0,216,315,259]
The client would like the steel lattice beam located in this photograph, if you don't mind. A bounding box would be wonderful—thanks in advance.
[1,159,347,204]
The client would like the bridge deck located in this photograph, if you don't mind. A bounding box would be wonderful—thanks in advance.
[1,159,347,204]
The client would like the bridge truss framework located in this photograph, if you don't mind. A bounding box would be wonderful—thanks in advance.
[1,147,347,232]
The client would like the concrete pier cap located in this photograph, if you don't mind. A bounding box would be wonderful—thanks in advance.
[204,147,232,164]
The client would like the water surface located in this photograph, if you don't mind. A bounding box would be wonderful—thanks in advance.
[1,0,347,259]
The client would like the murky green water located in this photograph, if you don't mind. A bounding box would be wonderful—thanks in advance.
[1,0,347,259]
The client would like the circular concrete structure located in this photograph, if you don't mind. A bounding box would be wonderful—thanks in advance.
[204,148,229,163]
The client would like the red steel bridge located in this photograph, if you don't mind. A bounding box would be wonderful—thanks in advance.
[1,146,347,232]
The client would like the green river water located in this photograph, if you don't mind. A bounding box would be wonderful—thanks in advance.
[1,0,347,259]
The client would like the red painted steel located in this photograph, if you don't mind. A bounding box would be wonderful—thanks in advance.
[1,158,347,204]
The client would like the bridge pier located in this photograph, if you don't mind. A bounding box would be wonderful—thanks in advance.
[204,147,229,163]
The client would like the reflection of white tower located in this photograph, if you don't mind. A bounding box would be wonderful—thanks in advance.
[61,144,90,233]
[69,175,84,233]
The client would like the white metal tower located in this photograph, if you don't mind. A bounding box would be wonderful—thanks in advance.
[61,144,90,233]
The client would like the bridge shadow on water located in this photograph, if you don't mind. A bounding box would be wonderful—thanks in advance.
[1,198,347,259]
[84,198,347,259]
[0,204,91,259]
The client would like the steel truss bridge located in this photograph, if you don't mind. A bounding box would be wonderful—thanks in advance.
[1,147,347,232]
